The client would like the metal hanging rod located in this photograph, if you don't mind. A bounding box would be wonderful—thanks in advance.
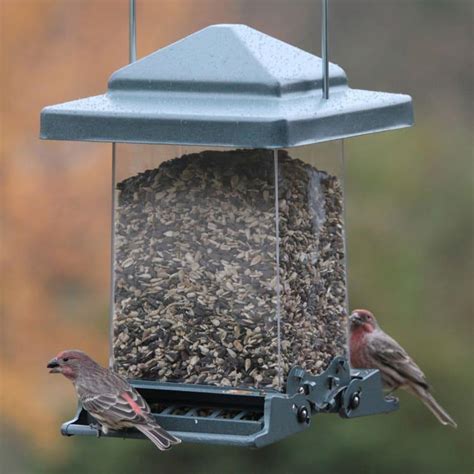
[129,0,137,63]
[322,0,329,99]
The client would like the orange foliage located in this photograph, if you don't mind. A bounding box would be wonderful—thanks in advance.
[1,152,111,449]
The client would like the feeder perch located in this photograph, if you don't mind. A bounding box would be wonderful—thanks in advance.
[40,19,412,447]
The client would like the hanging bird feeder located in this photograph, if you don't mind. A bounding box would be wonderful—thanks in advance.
[40,0,413,448]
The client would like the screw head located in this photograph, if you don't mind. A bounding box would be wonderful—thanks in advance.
[350,392,361,410]
[297,406,310,424]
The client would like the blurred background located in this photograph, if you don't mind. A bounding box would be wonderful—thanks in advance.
[1,0,472,473]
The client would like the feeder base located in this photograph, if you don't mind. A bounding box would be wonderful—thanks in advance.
[60,358,398,447]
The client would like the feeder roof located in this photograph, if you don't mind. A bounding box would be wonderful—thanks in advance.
[40,24,413,148]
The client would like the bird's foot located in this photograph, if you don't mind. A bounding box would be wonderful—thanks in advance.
[89,422,102,438]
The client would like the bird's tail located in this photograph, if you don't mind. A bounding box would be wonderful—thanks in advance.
[407,384,457,428]
[136,423,181,451]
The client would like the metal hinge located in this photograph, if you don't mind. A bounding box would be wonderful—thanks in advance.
[286,357,399,419]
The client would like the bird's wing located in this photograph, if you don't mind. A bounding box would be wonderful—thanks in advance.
[81,381,152,427]
[369,331,430,390]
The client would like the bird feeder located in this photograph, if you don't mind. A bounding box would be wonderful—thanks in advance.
[40,14,413,447]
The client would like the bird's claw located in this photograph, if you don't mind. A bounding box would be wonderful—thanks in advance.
[89,423,102,438]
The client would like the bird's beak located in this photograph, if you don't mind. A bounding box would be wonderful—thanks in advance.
[349,312,363,326]
[47,357,61,374]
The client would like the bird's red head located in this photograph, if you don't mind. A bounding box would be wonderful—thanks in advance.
[47,350,96,380]
[349,309,378,333]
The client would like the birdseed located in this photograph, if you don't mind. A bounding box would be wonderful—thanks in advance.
[112,149,347,390]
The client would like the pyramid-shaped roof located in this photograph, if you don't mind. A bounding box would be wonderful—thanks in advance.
[40,24,413,147]
[108,24,347,96]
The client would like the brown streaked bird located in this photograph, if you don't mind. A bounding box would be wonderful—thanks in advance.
[47,350,181,450]
[348,309,457,428]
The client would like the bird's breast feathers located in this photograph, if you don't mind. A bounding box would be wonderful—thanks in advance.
[349,329,371,368]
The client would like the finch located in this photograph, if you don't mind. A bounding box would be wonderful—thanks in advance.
[47,350,181,450]
[348,309,457,428]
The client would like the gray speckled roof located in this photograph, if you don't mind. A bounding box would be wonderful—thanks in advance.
[40,24,414,147]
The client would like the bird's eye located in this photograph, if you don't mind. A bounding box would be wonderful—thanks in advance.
[63,357,69,362]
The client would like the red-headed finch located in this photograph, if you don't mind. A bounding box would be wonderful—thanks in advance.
[349,309,457,428]
[47,350,181,450]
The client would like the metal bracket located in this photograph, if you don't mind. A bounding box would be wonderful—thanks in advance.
[286,356,399,418]
[339,368,399,418]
